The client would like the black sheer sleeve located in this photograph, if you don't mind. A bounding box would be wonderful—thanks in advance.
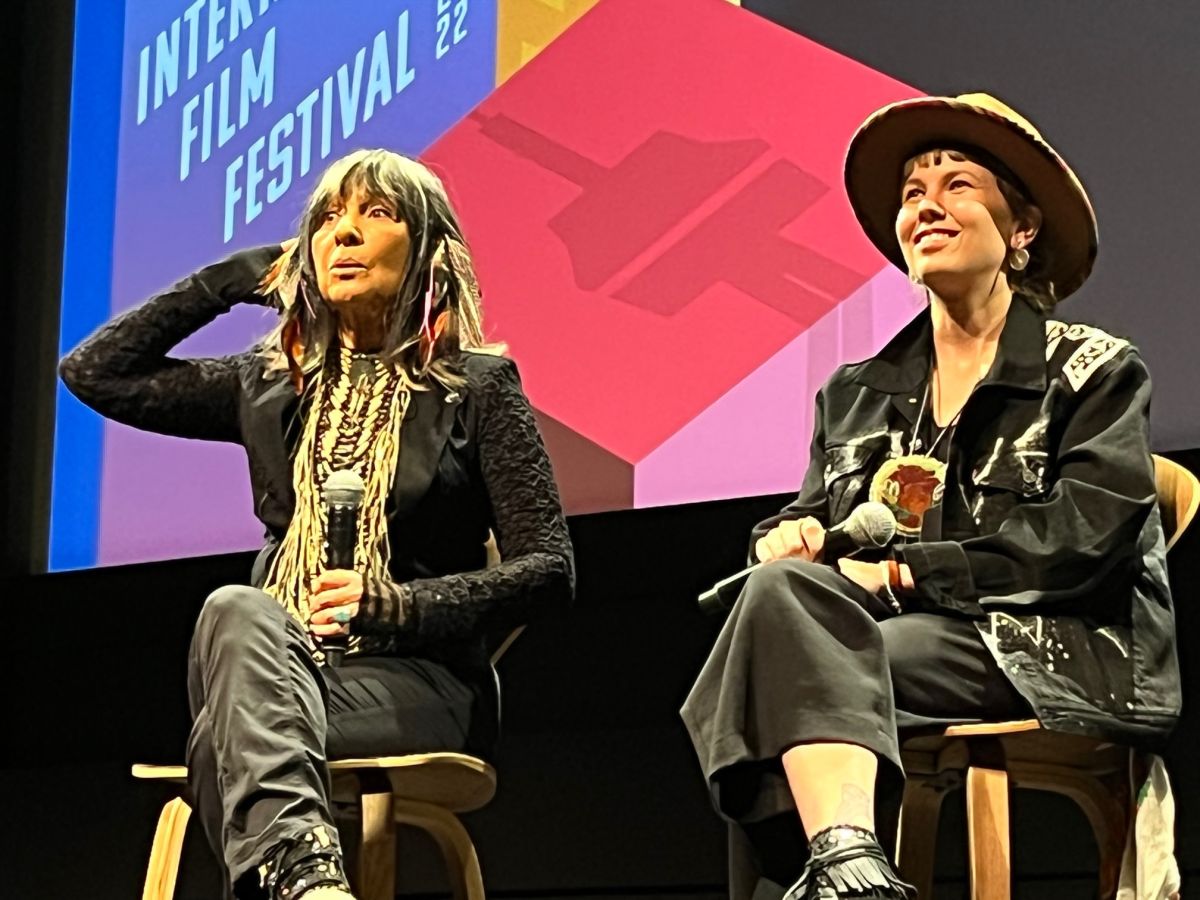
[58,245,281,443]
[354,356,575,643]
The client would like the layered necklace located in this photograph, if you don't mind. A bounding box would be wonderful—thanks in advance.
[263,345,411,629]
[869,355,988,538]
[912,363,966,456]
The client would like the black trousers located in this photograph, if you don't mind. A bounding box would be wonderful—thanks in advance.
[680,560,1029,888]
[185,585,488,892]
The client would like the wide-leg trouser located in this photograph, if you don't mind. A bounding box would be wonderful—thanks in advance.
[185,585,486,893]
[680,560,1029,888]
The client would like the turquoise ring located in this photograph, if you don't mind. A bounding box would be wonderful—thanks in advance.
[333,609,352,624]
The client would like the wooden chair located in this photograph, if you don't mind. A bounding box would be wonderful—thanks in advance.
[896,454,1199,900]
[135,536,516,900]
[134,752,496,900]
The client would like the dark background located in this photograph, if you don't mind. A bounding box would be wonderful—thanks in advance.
[5,2,1199,898]
[747,0,1200,454]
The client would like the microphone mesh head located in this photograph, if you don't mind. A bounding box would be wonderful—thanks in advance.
[322,469,366,507]
[847,501,897,548]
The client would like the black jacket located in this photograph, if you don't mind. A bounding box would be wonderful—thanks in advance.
[59,246,575,674]
[753,296,1179,748]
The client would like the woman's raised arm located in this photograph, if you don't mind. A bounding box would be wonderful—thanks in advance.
[59,245,283,443]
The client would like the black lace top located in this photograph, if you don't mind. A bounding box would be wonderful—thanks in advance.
[58,246,575,663]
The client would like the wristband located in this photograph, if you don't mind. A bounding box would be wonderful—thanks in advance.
[888,559,903,588]
[877,561,902,614]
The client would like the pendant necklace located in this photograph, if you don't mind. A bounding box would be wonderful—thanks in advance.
[868,367,958,537]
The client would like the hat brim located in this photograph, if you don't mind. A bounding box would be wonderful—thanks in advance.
[845,97,1098,300]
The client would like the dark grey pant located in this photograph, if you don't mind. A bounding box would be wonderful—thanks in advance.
[186,585,483,892]
[680,560,1029,888]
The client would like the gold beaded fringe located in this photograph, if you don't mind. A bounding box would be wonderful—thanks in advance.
[263,347,411,638]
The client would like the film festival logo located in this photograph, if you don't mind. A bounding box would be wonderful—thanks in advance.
[471,111,865,324]
[132,0,472,244]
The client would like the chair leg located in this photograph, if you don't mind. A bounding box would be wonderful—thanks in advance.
[727,822,759,900]
[394,799,485,900]
[355,787,397,900]
[142,796,192,900]
[1011,766,1129,900]
[897,775,952,899]
[966,765,1011,900]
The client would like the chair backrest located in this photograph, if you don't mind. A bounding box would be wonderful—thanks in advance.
[1153,454,1200,552]
[483,530,526,665]
[490,626,526,665]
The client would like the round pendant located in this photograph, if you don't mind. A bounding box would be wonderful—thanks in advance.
[869,454,947,537]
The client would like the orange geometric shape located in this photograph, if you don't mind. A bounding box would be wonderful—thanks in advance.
[496,0,602,84]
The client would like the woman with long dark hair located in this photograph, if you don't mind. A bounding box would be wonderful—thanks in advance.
[61,149,574,900]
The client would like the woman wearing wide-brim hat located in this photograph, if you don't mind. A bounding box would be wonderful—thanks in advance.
[682,94,1178,899]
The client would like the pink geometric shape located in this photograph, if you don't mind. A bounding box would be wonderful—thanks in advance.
[634,267,922,508]
[426,0,919,511]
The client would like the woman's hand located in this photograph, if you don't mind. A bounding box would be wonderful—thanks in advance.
[261,238,300,291]
[836,558,887,594]
[755,517,826,563]
[835,559,916,597]
[307,569,363,638]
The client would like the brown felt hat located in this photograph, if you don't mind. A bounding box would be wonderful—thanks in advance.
[845,92,1098,300]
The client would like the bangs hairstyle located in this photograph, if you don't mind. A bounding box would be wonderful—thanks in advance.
[902,147,1055,311]
[257,149,502,389]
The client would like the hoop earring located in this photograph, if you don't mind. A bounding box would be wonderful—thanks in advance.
[1009,247,1030,271]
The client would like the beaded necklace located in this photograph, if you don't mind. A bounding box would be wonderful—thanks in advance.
[263,346,411,631]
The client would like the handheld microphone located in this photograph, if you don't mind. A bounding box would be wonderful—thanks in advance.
[321,469,366,667]
[696,502,897,616]
[820,501,898,560]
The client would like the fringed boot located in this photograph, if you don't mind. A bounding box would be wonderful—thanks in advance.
[785,825,915,900]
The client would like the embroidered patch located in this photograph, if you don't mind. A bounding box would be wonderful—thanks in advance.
[1045,320,1128,390]
[1064,332,1126,390]
[1044,319,1069,360]
[869,454,946,537]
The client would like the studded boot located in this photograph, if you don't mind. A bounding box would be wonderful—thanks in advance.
[248,825,354,900]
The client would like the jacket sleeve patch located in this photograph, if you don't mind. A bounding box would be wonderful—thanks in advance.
[1045,320,1129,391]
